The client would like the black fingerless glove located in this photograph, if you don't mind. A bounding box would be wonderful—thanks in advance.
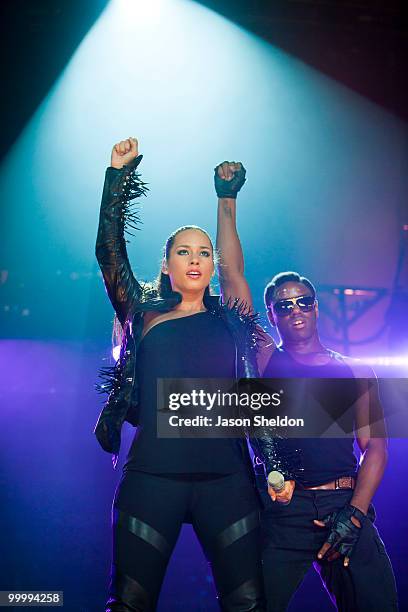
[214,162,246,198]
[321,503,366,558]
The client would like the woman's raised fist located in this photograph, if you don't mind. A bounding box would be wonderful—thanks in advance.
[111,137,139,169]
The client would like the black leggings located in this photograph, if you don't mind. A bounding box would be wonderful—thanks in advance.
[106,470,265,611]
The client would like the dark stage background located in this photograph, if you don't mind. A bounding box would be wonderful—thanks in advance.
[1,1,407,611]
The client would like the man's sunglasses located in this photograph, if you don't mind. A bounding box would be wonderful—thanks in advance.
[271,295,316,316]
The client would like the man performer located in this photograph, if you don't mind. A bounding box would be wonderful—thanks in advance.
[213,161,398,612]
[258,271,398,611]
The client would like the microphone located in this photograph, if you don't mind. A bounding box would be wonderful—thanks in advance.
[267,470,285,492]
[267,471,290,505]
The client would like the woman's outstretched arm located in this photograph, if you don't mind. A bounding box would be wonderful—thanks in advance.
[95,137,147,326]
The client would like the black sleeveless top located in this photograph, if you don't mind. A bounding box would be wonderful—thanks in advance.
[263,348,358,487]
[124,311,249,474]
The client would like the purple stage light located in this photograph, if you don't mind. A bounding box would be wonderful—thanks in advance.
[358,355,408,368]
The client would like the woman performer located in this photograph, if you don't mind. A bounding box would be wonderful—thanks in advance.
[94,137,266,611]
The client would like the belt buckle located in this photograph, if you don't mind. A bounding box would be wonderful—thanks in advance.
[335,476,352,490]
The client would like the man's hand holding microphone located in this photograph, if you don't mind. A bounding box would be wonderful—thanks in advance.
[268,470,296,504]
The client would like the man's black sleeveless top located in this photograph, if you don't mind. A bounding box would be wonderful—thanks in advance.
[263,348,358,487]
[124,311,249,474]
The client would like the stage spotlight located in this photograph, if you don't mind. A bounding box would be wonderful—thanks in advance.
[112,0,163,23]
[1,0,405,357]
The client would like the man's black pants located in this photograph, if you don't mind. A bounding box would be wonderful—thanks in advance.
[260,488,398,611]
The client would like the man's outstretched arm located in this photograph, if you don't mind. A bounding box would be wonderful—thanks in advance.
[215,161,276,374]
[215,161,253,307]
